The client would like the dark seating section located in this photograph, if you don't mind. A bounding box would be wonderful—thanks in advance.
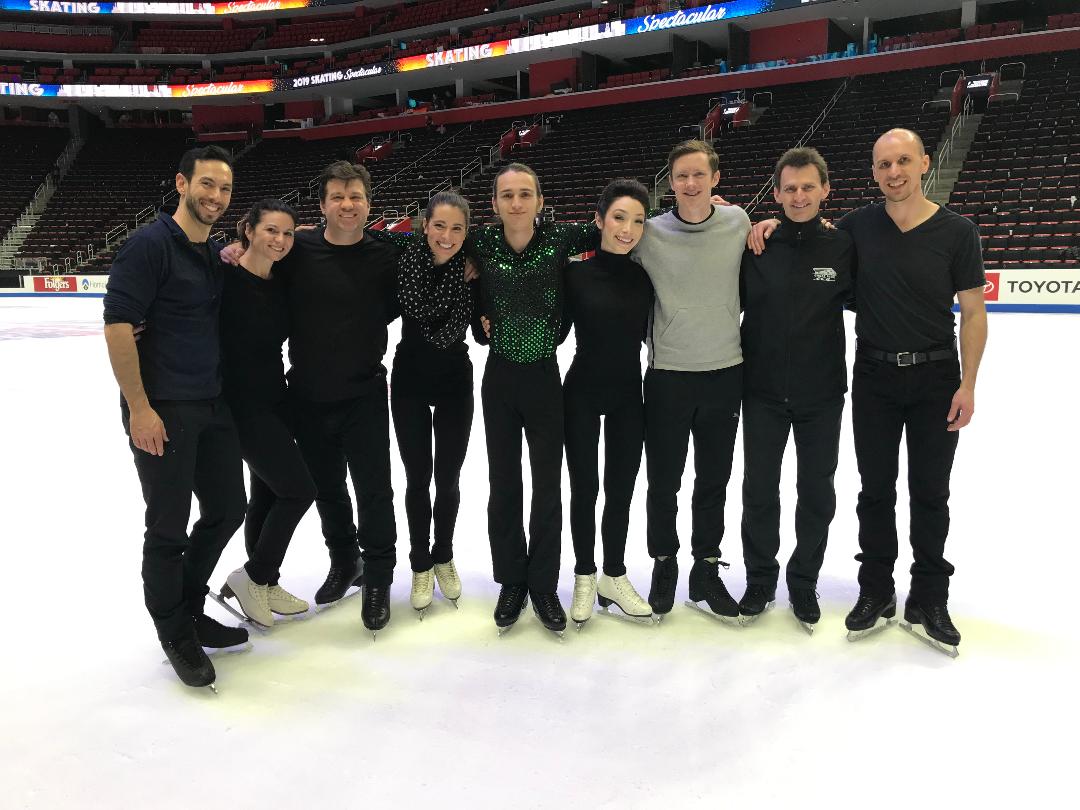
[0,127,71,241]
[880,28,962,51]
[949,52,1080,267]
[264,10,387,50]
[598,68,671,89]
[135,22,261,54]
[0,23,115,53]
[964,20,1022,41]
[1047,13,1080,30]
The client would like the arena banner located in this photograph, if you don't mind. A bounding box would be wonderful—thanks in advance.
[2,275,109,295]
[980,269,1080,313]
[0,1,319,14]
[623,0,833,35]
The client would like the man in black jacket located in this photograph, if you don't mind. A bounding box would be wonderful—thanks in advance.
[737,147,855,632]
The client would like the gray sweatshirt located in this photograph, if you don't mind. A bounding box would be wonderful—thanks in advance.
[634,204,751,371]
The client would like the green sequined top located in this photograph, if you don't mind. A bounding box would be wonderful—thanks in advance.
[469,222,597,364]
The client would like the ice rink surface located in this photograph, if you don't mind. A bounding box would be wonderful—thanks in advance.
[1,297,1076,809]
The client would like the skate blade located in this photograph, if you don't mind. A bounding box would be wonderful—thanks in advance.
[208,592,271,633]
[573,618,588,631]
[596,605,655,626]
[684,600,741,626]
[312,587,363,613]
[795,618,816,636]
[413,605,430,621]
[846,616,897,642]
[737,601,775,626]
[899,620,959,659]
[444,596,460,609]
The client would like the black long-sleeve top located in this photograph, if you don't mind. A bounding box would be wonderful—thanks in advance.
[277,227,400,403]
[561,248,653,390]
[219,263,289,415]
[739,214,856,406]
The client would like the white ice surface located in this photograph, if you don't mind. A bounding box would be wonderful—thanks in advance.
[1,297,1076,809]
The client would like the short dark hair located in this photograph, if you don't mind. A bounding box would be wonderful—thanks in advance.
[318,160,372,203]
[178,145,232,180]
[237,198,298,249]
[772,147,829,188]
[425,190,470,227]
[492,162,542,198]
[596,178,650,218]
[667,139,719,175]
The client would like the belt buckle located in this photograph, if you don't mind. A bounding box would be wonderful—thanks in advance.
[895,351,915,367]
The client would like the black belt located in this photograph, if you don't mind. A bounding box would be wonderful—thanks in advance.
[857,346,957,367]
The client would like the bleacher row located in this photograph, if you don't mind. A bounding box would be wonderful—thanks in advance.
[4,52,1079,273]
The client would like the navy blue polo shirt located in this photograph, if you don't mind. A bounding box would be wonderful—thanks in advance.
[103,211,225,400]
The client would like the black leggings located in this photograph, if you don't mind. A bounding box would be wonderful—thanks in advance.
[563,375,644,577]
[235,403,317,586]
[391,388,474,572]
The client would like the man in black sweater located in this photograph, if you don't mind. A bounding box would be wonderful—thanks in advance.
[738,147,855,633]
[103,146,247,690]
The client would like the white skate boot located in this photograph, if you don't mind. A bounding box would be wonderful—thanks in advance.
[411,568,435,619]
[570,574,597,630]
[267,584,309,616]
[219,567,273,628]
[433,560,461,607]
[597,574,654,625]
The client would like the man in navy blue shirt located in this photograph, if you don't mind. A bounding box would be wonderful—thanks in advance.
[103,145,247,690]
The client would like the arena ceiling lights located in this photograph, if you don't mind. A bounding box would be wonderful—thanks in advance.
[0,0,834,98]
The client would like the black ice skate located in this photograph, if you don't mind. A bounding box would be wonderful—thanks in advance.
[193,613,250,649]
[648,556,679,621]
[845,592,897,641]
[738,584,776,626]
[494,584,529,636]
[314,557,364,607]
[789,588,821,636]
[900,597,961,659]
[685,558,740,626]
[161,636,217,693]
[361,584,391,640]
[530,591,567,640]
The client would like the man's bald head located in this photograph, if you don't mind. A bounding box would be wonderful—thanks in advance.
[873,128,925,161]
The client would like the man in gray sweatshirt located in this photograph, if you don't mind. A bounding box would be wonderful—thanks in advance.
[633,139,751,623]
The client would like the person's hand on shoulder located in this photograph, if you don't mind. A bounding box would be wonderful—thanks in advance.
[747,219,780,255]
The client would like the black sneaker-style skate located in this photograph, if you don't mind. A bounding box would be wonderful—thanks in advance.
[193,613,249,648]
[494,584,529,635]
[686,559,740,625]
[530,591,567,638]
[161,636,216,691]
[738,584,777,626]
[314,557,364,606]
[844,591,897,641]
[361,584,391,639]
[789,588,821,635]
[648,556,679,619]
[900,597,961,658]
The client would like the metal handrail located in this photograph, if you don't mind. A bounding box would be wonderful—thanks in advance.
[924,94,973,197]
[987,92,1020,107]
[428,179,452,198]
[939,68,964,88]
[652,166,670,210]
[999,61,1026,80]
[373,123,472,193]
[282,189,300,206]
[460,157,482,186]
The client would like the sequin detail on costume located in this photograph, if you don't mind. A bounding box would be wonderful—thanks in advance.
[397,236,472,349]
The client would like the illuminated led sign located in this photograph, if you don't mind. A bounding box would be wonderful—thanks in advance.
[0,1,317,14]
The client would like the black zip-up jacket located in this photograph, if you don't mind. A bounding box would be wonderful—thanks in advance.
[740,215,856,407]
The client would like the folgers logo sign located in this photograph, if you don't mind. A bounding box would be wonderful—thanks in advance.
[33,276,77,292]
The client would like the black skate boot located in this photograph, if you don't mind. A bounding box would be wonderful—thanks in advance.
[494,584,529,635]
[845,591,897,641]
[648,556,679,619]
[738,583,776,626]
[686,558,740,625]
[361,583,391,639]
[161,635,216,691]
[193,613,249,648]
[314,557,364,606]
[530,591,567,638]
[900,597,961,658]
[789,588,821,635]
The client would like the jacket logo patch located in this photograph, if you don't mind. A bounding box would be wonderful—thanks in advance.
[812,267,837,282]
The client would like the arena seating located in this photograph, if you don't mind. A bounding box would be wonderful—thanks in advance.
[0,126,71,242]
[598,68,671,89]
[1047,13,1080,30]
[0,24,115,53]
[879,29,962,52]
[134,23,261,54]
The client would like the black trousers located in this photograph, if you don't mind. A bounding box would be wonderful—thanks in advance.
[564,373,644,577]
[292,384,397,587]
[391,387,474,573]
[852,353,961,602]
[481,354,563,593]
[644,365,742,561]
[235,403,317,586]
[122,398,246,642]
[740,393,844,591]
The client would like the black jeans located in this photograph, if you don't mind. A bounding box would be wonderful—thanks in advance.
[292,384,397,587]
[852,352,961,602]
[121,398,246,642]
[740,393,844,591]
[235,402,317,586]
[391,388,473,573]
[564,373,644,577]
[481,354,563,593]
[644,365,742,561]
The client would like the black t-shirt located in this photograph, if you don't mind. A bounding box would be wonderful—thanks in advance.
[220,263,289,414]
[277,227,400,402]
[839,203,984,352]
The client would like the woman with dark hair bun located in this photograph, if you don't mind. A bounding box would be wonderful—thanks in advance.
[214,199,317,629]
